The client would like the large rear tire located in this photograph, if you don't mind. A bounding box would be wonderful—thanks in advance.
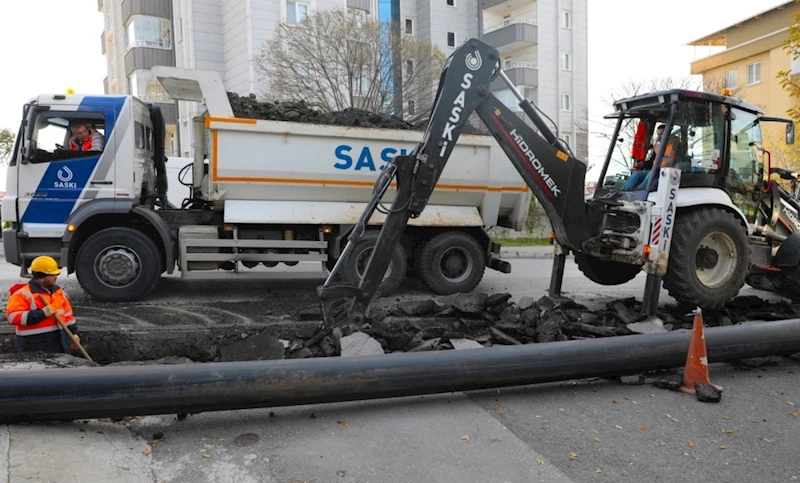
[75,227,162,302]
[340,232,407,297]
[663,207,749,309]
[415,231,486,295]
[574,253,641,285]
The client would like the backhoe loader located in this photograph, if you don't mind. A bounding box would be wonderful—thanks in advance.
[317,38,798,330]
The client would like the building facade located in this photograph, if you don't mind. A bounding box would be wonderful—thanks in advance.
[482,0,588,160]
[100,0,588,161]
[99,0,180,156]
[688,1,800,121]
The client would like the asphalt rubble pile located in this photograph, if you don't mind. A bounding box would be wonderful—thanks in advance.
[286,293,800,360]
[227,92,491,135]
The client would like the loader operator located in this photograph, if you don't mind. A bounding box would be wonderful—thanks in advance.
[623,124,665,190]
[624,125,679,190]
[69,121,104,153]
[6,256,80,354]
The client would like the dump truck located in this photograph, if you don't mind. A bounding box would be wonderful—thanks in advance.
[1,69,530,301]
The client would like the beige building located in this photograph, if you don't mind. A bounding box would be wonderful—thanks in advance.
[688,1,799,123]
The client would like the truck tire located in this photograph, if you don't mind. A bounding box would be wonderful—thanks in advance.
[75,227,161,302]
[415,231,485,295]
[663,207,748,310]
[574,253,641,285]
[340,232,407,297]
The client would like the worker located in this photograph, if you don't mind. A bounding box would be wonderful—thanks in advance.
[625,126,680,191]
[7,256,79,354]
[68,121,104,153]
[623,124,664,190]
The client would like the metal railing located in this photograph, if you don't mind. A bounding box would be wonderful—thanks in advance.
[504,61,538,70]
[484,17,537,34]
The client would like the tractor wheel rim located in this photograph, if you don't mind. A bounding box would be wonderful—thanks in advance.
[694,231,737,289]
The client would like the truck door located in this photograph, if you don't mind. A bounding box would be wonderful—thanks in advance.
[18,101,119,235]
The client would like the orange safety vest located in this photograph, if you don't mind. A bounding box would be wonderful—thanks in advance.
[69,136,94,152]
[6,282,75,336]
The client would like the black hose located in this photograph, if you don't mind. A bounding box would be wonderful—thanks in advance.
[1,319,799,423]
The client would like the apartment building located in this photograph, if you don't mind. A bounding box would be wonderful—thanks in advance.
[688,1,800,121]
[482,0,588,160]
[99,0,180,155]
[98,0,587,161]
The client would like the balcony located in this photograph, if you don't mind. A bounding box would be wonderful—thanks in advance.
[482,0,534,14]
[491,61,538,90]
[483,18,537,53]
[121,0,172,25]
[347,0,371,13]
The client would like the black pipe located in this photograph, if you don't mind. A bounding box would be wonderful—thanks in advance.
[2,319,800,423]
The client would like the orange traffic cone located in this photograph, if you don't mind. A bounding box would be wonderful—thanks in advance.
[678,308,723,396]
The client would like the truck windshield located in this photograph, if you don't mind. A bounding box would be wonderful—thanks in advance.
[29,111,106,163]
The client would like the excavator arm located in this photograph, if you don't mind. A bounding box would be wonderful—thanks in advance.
[317,38,590,331]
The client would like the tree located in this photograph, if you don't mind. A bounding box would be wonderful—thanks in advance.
[255,9,446,122]
[0,128,15,167]
[777,0,800,123]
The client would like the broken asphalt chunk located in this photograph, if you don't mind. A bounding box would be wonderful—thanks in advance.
[695,382,722,403]
[340,332,385,357]
[395,299,441,317]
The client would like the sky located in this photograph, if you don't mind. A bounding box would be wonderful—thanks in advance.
[0,0,791,179]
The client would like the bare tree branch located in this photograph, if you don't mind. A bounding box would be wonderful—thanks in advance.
[254,9,445,121]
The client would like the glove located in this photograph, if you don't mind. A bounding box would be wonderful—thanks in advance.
[42,304,58,317]
[70,335,81,351]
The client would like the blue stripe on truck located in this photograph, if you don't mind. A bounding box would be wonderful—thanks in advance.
[21,96,125,224]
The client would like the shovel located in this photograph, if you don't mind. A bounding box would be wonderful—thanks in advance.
[36,294,93,362]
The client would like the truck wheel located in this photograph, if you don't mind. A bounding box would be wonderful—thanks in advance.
[75,227,161,302]
[574,253,641,285]
[663,208,748,309]
[415,231,485,295]
[340,232,407,297]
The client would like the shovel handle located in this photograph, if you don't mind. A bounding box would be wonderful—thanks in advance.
[36,295,93,362]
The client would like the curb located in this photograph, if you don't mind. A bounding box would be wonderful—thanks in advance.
[499,247,574,260]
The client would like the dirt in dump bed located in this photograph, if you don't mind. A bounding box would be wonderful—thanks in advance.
[227,92,490,135]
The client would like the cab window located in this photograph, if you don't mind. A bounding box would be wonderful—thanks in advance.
[670,101,724,175]
[728,107,762,187]
[29,112,106,163]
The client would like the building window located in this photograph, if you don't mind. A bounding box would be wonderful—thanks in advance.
[724,69,738,89]
[405,18,414,35]
[562,133,571,147]
[408,100,416,116]
[447,31,456,48]
[126,15,172,51]
[178,17,183,41]
[446,0,455,6]
[561,93,571,111]
[129,70,170,102]
[287,1,309,24]
[406,59,415,80]
[561,10,571,29]
[521,87,536,103]
[560,52,571,71]
[504,57,511,69]
[747,62,761,85]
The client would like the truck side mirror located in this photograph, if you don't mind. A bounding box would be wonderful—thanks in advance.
[787,123,795,145]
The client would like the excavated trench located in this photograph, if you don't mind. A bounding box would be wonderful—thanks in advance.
[2,293,800,369]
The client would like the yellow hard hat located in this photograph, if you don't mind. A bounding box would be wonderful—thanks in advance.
[30,256,61,276]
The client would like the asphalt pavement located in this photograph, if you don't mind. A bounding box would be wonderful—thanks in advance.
[1,251,799,482]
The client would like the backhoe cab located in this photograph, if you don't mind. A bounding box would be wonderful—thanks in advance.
[316,37,798,333]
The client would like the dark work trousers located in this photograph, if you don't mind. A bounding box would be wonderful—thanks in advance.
[16,325,80,354]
